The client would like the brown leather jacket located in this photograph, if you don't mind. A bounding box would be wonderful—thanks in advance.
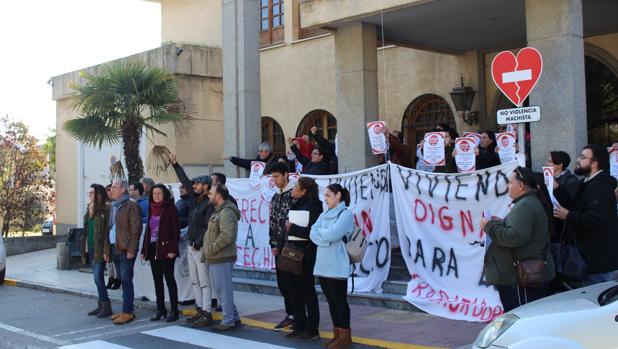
[104,199,142,256]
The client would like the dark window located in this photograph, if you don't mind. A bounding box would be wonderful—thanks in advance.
[296,109,337,142]
[586,55,618,146]
[261,116,286,158]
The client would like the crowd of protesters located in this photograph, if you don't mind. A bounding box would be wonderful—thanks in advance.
[79,121,617,348]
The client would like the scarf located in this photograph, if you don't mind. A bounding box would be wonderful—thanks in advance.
[109,193,130,227]
[150,200,164,217]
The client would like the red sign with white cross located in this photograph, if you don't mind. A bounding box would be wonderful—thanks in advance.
[491,47,543,107]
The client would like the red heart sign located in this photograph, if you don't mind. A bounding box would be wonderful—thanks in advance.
[491,47,543,107]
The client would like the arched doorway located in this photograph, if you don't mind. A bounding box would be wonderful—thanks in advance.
[296,109,337,141]
[585,55,618,146]
[261,116,286,158]
[402,94,455,164]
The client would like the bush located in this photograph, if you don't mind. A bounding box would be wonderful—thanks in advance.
[33,224,42,233]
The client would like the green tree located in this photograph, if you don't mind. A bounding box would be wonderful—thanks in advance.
[0,116,51,237]
[63,61,194,183]
[42,128,56,178]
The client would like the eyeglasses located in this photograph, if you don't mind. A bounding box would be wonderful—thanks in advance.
[576,154,593,161]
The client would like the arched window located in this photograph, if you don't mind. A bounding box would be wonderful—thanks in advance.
[585,55,618,146]
[402,94,455,154]
[261,117,286,158]
[296,109,337,141]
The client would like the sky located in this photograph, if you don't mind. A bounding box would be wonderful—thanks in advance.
[0,0,161,141]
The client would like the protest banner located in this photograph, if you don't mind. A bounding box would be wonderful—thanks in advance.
[390,162,518,322]
[454,137,476,173]
[423,132,446,166]
[367,121,388,155]
[496,132,517,164]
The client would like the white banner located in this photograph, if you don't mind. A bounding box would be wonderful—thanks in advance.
[308,164,391,293]
[390,162,518,322]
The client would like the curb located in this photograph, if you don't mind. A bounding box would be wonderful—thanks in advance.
[4,278,444,349]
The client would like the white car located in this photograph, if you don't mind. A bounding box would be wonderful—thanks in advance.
[472,281,618,349]
[0,233,6,284]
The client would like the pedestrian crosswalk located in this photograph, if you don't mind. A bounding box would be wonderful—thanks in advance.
[58,326,294,349]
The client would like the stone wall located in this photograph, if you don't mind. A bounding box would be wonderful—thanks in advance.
[4,236,62,257]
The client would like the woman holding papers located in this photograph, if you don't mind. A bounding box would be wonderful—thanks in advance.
[310,184,354,349]
[480,167,556,312]
[282,177,323,341]
[476,130,501,169]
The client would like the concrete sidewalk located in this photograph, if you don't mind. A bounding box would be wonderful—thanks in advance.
[4,249,483,349]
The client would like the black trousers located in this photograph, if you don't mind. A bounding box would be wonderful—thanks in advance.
[148,242,178,310]
[275,255,294,316]
[283,248,319,334]
[319,277,350,329]
[497,284,548,312]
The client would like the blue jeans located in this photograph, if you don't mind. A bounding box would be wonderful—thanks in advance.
[111,244,136,313]
[582,272,614,287]
[88,248,109,302]
[210,261,239,326]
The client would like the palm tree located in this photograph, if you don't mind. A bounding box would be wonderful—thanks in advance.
[64,61,194,183]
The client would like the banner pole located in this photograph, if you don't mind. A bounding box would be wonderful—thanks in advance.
[517,123,525,166]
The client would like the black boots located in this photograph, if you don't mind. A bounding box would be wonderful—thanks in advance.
[150,308,167,321]
[87,301,102,316]
[166,308,179,322]
[97,300,113,318]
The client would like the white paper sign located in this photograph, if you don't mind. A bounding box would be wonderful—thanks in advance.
[249,161,265,187]
[454,137,476,173]
[423,132,446,166]
[496,132,517,164]
[609,147,618,180]
[391,162,519,322]
[542,166,554,197]
[463,132,481,147]
[367,121,388,155]
[288,210,309,228]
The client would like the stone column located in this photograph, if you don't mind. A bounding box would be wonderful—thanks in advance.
[526,0,586,170]
[222,0,261,177]
[335,23,380,172]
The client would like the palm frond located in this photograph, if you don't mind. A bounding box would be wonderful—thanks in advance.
[148,145,171,174]
[110,160,126,180]
[63,115,120,148]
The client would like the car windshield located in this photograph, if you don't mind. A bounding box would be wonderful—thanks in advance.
[598,285,618,306]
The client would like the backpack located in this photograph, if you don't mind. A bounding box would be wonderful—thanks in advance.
[337,210,368,263]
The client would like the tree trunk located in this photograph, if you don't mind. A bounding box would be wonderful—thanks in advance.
[122,121,144,183]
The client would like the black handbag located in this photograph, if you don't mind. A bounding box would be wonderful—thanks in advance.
[550,226,587,282]
[276,246,304,276]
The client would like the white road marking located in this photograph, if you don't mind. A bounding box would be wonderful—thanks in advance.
[70,322,163,342]
[52,319,150,337]
[503,69,532,83]
[0,321,68,346]
[58,340,132,349]
[143,326,294,349]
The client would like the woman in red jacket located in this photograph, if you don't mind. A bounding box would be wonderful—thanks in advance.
[141,184,180,322]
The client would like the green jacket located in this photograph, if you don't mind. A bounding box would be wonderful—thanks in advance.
[80,204,110,264]
[203,200,240,264]
[484,193,556,286]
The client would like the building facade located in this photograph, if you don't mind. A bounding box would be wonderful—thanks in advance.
[52,0,618,233]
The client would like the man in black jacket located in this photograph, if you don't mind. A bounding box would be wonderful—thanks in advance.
[269,162,297,331]
[554,145,618,286]
[309,126,338,174]
[175,184,194,229]
[289,138,330,175]
[169,153,216,327]
[223,142,278,175]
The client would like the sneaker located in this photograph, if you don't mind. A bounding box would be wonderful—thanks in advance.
[212,323,236,332]
[294,332,320,341]
[186,308,203,324]
[191,312,213,328]
[273,316,294,331]
[285,330,303,338]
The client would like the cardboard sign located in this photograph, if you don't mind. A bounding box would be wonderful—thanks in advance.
[454,137,476,173]
[497,106,541,125]
[249,161,265,187]
[423,132,446,166]
[491,47,543,107]
[463,132,481,146]
[367,121,388,155]
[496,132,517,164]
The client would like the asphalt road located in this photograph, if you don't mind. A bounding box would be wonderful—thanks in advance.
[0,285,378,349]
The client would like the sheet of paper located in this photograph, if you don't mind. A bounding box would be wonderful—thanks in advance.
[423,132,446,166]
[454,137,476,173]
[496,132,517,164]
[288,210,310,227]
[249,161,265,187]
[367,121,388,155]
